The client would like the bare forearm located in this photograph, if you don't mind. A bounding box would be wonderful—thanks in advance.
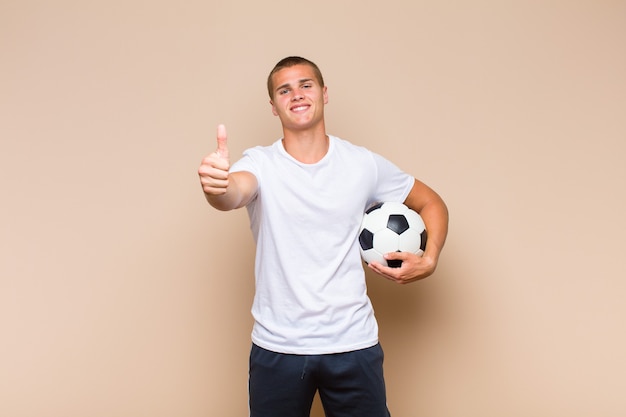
[205,191,240,211]
[418,197,448,261]
[205,177,247,211]
[403,178,449,262]
[204,171,258,211]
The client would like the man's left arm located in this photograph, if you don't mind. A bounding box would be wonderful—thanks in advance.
[367,178,449,284]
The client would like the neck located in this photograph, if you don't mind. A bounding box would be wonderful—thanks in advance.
[282,124,329,164]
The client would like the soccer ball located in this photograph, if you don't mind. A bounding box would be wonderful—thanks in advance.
[358,202,427,268]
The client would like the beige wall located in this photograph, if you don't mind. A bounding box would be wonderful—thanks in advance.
[2,1,625,416]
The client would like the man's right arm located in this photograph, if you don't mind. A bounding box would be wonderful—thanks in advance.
[198,124,258,211]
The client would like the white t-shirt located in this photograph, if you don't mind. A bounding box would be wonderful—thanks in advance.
[230,135,414,354]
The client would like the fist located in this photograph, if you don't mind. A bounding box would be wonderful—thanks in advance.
[199,124,230,195]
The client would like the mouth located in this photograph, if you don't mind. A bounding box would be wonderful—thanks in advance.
[290,104,310,113]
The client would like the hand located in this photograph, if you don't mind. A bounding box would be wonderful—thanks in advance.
[199,124,230,195]
[367,252,437,284]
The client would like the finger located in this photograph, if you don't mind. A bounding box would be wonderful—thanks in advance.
[384,251,407,262]
[216,124,229,159]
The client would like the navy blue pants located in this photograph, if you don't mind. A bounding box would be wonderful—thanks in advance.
[249,343,391,417]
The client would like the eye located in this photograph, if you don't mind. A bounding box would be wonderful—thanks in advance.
[279,88,290,95]
[302,83,312,89]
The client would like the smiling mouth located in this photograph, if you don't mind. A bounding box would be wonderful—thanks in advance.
[291,105,309,112]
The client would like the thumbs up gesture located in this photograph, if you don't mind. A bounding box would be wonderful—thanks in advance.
[199,124,231,195]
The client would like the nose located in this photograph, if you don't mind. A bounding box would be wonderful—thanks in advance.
[291,91,304,101]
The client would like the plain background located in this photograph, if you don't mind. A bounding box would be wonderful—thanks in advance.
[2,1,625,416]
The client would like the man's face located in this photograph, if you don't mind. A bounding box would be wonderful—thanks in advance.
[269,64,328,132]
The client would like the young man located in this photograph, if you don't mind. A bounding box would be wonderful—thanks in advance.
[198,56,448,417]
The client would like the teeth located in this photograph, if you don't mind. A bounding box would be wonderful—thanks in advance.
[292,105,308,111]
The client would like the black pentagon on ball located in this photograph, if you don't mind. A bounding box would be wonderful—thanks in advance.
[387,214,410,234]
[387,254,403,268]
[359,228,375,250]
[420,229,428,251]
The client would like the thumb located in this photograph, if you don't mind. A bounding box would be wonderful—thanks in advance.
[216,124,229,159]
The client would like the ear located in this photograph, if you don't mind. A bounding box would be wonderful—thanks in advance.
[270,99,278,116]
[323,86,329,105]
